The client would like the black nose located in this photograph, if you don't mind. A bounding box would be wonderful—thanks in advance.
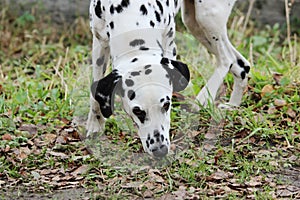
[152,145,168,157]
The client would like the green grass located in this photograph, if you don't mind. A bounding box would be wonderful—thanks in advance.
[0,6,300,199]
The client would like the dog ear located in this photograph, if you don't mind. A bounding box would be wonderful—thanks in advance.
[91,70,123,118]
[160,57,190,92]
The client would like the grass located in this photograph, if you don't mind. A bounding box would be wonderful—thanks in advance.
[0,4,300,199]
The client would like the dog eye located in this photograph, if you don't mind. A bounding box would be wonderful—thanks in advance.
[162,102,170,112]
[133,106,142,115]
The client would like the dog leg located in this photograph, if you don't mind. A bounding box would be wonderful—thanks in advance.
[182,0,250,109]
[86,36,110,136]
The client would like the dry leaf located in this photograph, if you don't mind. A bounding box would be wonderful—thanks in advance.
[2,133,13,141]
[274,99,287,107]
[44,133,57,143]
[273,73,283,85]
[214,149,225,165]
[56,135,67,144]
[48,151,68,159]
[18,124,38,135]
[143,190,154,198]
[71,165,89,176]
[261,84,274,97]
[287,108,296,118]
[206,170,234,181]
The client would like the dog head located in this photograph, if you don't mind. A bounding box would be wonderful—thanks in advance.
[91,57,190,158]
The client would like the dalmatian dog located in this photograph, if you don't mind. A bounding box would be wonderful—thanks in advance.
[87,0,250,158]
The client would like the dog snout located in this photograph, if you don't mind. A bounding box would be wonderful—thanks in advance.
[152,144,168,157]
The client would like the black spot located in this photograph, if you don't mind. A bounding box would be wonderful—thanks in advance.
[150,20,155,27]
[110,5,114,14]
[109,21,114,29]
[244,66,250,73]
[166,0,169,6]
[121,0,130,7]
[237,59,246,68]
[173,47,176,56]
[167,14,171,25]
[160,98,164,103]
[161,135,164,142]
[96,56,105,66]
[125,79,134,87]
[129,39,145,47]
[140,46,149,51]
[131,58,138,62]
[145,69,152,75]
[161,125,165,131]
[175,0,178,7]
[146,140,150,148]
[107,32,110,38]
[128,90,136,100]
[116,5,123,13]
[96,115,101,119]
[166,28,173,38]
[156,0,163,14]
[166,96,170,100]
[156,40,163,53]
[131,71,140,76]
[95,0,102,18]
[140,5,148,15]
[150,139,154,144]
[132,106,146,124]
[241,71,246,80]
[155,11,161,22]
[160,57,169,65]
[144,65,151,69]
[237,59,250,74]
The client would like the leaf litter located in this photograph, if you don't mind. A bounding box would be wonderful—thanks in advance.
[0,5,300,200]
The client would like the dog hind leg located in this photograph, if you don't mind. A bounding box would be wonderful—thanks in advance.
[182,0,250,109]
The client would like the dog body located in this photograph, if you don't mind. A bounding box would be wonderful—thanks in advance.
[87,0,250,157]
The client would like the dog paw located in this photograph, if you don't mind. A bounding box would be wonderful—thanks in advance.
[86,115,105,137]
[218,103,237,110]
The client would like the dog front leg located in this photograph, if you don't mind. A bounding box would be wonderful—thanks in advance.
[86,36,110,136]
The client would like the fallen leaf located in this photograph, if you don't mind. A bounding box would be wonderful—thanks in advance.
[287,108,296,118]
[2,133,13,141]
[18,124,38,136]
[143,190,154,198]
[122,181,143,188]
[71,165,89,176]
[261,84,274,97]
[273,73,283,85]
[214,149,225,165]
[52,175,61,181]
[44,133,57,143]
[31,171,41,180]
[274,99,287,107]
[48,151,68,159]
[267,106,277,115]
[56,135,67,144]
[173,185,187,198]
[206,170,234,181]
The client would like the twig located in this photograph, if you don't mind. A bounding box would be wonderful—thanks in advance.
[242,0,255,36]
[54,56,69,100]
[285,0,294,66]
